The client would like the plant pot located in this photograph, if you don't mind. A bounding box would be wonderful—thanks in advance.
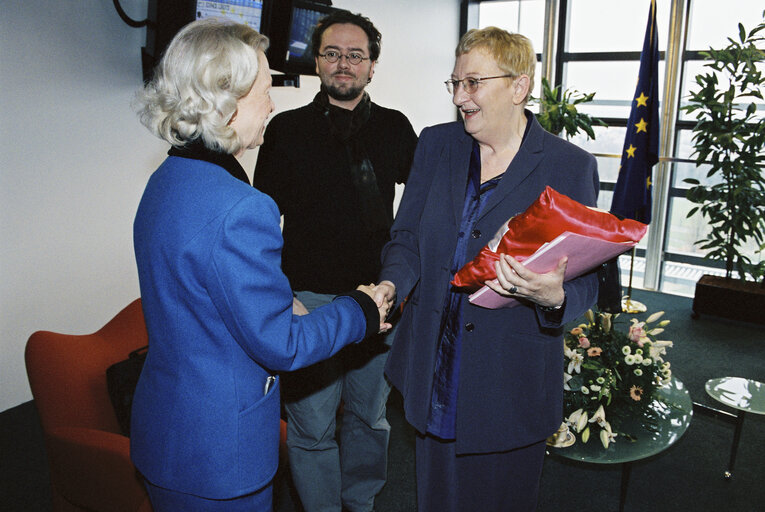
[692,274,765,324]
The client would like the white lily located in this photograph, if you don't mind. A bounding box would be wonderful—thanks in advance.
[588,404,607,428]
[567,351,584,374]
[600,421,617,448]
[645,311,665,324]
[648,340,673,361]
[563,372,573,391]
[602,313,612,333]
[567,408,589,433]
[585,309,595,325]
[566,408,588,433]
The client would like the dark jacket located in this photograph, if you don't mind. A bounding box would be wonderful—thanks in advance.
[380,112,600,454]
[253,100,417,293]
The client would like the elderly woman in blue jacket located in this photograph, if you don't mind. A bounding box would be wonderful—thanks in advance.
[130,18,388,512]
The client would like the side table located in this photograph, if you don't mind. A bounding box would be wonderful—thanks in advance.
[704,377,765,479]
[549,377,692,512]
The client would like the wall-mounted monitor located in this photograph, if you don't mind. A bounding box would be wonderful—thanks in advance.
[264,0,339,77]
[142,0,266,82]
[141,0,334,84]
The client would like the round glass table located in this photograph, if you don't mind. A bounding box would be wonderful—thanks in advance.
[550,377,693,512]
[705,377,765,479]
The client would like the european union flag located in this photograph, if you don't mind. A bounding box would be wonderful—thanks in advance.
[611,0,660,224]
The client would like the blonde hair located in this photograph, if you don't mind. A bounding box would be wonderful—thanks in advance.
[135,18,269,154]
[456,27,535,103]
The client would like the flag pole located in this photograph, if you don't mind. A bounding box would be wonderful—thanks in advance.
[622,246,646,313]
[611,0,659,314]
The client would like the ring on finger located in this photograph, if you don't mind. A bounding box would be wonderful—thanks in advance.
[509,285,518,294]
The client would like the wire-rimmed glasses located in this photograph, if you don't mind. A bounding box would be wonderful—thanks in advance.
[318,50,370,65]
[445,74,515,95]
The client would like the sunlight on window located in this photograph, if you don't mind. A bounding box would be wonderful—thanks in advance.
[478,0,545,50]
[475,0,764,295]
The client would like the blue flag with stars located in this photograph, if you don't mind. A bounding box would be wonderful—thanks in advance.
[611,0,660,224]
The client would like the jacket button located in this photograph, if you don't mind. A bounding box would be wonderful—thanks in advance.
[465,322,474,332]
[471,229,481,239]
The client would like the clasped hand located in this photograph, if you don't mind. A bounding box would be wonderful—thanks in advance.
[291,285,393,334]
[484,254,567,309]
[357,283,394,333]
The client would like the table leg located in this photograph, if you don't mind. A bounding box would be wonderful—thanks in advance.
[725,411,746,479]
[619,462,632,512]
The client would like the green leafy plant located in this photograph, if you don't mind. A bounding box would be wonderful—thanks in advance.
[534,77,605,139]
[681,12,765,283]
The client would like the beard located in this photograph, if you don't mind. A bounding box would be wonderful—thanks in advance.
[321,72,368,102]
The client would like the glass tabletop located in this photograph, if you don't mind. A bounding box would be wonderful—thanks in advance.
[551,377,693,464]
[705,377,765,415]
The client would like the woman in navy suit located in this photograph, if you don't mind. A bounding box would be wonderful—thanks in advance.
[374,27,599,511]
[131,19,387,512]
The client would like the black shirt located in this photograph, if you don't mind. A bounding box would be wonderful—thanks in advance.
[253,99,417,294]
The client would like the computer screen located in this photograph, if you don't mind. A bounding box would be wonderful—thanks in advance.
[283,6,325,68]
[266,0,338,75]
[196,0,264,31]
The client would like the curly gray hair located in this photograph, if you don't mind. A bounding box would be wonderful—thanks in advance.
[135,18,269,154]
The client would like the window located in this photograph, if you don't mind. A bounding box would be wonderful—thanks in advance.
[477,0,546,102]
[467,0,764,296]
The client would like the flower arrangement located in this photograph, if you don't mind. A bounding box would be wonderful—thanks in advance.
[562,308,673,449]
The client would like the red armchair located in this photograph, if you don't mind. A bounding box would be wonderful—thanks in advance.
[25,298,289,511]
[25,299,152,512]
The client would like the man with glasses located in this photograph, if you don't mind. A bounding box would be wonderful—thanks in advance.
[253,9,417,512]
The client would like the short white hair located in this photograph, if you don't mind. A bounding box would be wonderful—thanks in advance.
[135,18,269,154]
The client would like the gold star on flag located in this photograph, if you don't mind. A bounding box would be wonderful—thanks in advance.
[646,176,652,189]
[626,145,637,158]
[635,92,649,107]
[635,118,648,133]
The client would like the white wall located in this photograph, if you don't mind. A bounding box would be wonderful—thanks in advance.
[0,0,459,412]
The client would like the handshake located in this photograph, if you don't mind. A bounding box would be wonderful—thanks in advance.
[357,281,396,333]
[292,281,397,334]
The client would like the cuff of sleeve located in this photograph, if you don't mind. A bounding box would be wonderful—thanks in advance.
[336,290,378,339]
[538,292,566,324]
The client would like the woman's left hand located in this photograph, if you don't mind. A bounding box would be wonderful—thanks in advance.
[484,254,567,308]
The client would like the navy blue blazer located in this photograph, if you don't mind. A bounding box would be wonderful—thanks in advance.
[380,112,599,454]
[131,153,373,499]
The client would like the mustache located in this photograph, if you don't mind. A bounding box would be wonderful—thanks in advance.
[332,71,356,78]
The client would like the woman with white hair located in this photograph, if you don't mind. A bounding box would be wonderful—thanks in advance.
[130,18,387,511]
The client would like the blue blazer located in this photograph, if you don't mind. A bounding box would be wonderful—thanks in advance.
[131,153,371,499]
[380,112,600,454]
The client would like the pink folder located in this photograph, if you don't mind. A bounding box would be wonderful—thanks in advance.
[468,231,636,309]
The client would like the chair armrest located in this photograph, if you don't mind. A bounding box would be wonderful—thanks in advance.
[46,426,150,511]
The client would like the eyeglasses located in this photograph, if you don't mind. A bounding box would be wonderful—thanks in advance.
[445,74,515,95]
[318,50,370,65]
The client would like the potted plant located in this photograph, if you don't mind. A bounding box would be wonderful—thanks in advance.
[534,77,606,139]
[559,308,674,448]
[681,12,765,323]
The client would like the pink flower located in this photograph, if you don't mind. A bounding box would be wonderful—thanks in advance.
[629,321,648,347]
[578,337,591,349]
[570,327,583,336]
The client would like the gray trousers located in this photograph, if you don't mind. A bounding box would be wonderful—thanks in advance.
[283,291,393,512]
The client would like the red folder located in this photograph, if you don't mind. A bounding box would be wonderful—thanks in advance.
[452,186,648,292]
[468,231,636,309]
